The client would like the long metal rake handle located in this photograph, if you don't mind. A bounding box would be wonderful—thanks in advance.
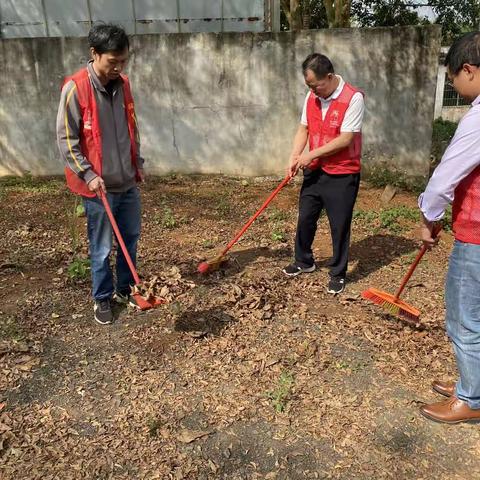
[394,225,442,300]
[99,190,141,285]
[220,174,291,257]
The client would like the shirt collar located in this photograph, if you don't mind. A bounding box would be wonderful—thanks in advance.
[472,94,480,106]
[87,60,122,93]
[316,75,344,102]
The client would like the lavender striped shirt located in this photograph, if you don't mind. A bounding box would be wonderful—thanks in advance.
[419,94,480,222]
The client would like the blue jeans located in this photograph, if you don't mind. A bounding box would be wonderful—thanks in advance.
[83,187,141,300]
[446,240,480,409]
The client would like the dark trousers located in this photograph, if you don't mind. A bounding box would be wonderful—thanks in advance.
[294,169,360,278]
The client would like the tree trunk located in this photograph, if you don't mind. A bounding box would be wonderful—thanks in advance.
[281,0,303,30]
[323,0,350,28]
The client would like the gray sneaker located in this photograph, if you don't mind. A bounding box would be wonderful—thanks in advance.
[113,291,129,305]
[327,277,345,295]
[113,291,140,309]
[282,263,316,277]
[94,299,113,325]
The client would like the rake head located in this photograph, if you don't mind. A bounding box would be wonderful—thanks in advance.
[197,255,228,274]
[362,287,420,322]
[131,292,166,311]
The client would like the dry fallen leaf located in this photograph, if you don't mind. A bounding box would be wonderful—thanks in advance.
[175,428,214,444]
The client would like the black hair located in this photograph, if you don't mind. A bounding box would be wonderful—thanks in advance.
[302,53,334,79]
[445,31,480,75]
[88,23,129,54]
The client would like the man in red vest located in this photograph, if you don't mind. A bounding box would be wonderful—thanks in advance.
[418,32,480,423]
[283,53,364,295]
[56,24,144,325]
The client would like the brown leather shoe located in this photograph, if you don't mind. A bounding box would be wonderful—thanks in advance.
[420,396,480,424]
[432,380,455,397]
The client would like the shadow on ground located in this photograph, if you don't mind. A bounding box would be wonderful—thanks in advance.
[349,234,418,282]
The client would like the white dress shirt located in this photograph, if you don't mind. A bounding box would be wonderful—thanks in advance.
[300,75,365,132]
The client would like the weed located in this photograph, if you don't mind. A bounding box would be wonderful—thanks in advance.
[201,239,215,248]
[379,206,419,233]
[269,208,288,223]
[431,118,458,167]
[0,173,62,195]
[335,360,350,370]
[67,258,90,280]
[147,417,161,437]
[352,209,378,224]
[334,359,367,372]
[168,300,184,316]
[75,203,85,217]
[68,197,84,255]
[161,207,177,229]
[271,229,287,242]
[0,316,24,341]
[215,196,231,216]
[364,165,427,194]
[267,371,295,413]
[442,205,452,232]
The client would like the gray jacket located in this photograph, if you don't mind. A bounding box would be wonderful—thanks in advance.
[56,61,144,193]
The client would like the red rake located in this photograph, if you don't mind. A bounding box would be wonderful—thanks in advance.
[362,226,441,322]
[99,190,165,311]
[198,174,291,274]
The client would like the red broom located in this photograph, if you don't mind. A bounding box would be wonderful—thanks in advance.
[362,225,441,321]
[99,190,165,310]
[198,174,291,274]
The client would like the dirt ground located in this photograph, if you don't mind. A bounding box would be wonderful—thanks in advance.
[1,174,479,480]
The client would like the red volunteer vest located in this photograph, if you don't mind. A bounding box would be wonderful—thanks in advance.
[306,82,362,174]
[452,165,480,244]
[63,68,139,198]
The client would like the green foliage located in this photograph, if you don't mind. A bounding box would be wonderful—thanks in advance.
[364,165,427,194]
[354,206,420,233]
[280,0,328,30]
[69,198,83,254]
[269,208,288,223]
[431,118,458,166]
[161,207,177,229]
[429,0,480,44]
[147,417,161,437]
[215,196,231,216]
[75,203,86,218]
[351,0,424,28]
[267,371,295,413]
[0,173,62,196]
[271,229,287,242]
[201,239,215,248]
[441,205,452,232]
[281,0,479,44]
[0,316,24,341]
[379,206,419,233]
[352,209,378,224]
[67,258,90,280]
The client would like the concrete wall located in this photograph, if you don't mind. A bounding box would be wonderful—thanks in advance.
[0,25,441,178]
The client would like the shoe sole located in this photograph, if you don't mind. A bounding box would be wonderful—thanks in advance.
[326,286,345,295]
[432,385,453,398]
[94,305,114,325]
[94,316,113,325]
[282,266,316,277]
[419,408,480,424]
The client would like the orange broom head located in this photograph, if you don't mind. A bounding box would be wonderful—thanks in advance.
[361,287,420,322]
[197,255,227,274]
[131,292,166,311]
